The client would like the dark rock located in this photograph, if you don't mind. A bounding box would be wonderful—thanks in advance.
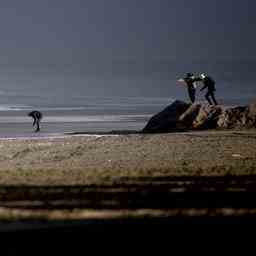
[246,103,256,127]
[142,100,190,133]
[193,105,222,129]
[142,100,256,133]
[217,103,256,129]
[217,106,248,129]
[179,103,201,127]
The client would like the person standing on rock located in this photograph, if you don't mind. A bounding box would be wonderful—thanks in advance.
[177,73,200,103]
[199,73,218,106]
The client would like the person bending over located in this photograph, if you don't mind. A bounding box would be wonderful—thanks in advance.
[28,110,43,132]
[178,73,200,103]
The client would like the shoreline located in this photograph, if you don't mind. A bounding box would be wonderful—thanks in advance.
[0,128,254,140]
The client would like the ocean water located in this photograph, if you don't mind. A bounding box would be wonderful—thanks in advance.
[0,96,172,137]
[0,59,255,138]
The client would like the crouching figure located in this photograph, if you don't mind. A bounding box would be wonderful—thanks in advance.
[28,110,43,132]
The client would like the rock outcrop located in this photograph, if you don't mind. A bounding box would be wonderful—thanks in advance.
[142,100,256,133]
[193,105,222,129]
[142,100,190,133]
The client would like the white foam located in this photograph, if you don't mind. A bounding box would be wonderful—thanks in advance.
[0,104,33,111]
[0,114,152,123]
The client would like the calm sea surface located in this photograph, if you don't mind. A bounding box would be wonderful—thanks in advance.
[0,96,172,137]
[0,60,255,137]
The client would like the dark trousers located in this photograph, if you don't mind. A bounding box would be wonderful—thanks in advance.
[205,91,218,105]
[188,87,196,103]
[33,118,40,132]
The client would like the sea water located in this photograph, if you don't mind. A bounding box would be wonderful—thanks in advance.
[0,96,171,137]
[0,59,255,138]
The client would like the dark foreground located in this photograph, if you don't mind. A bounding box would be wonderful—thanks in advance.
[1,175,256,253]
[1,175,256,231]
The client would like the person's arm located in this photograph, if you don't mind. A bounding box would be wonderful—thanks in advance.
[193,77,202,82]
[200,83,207,91]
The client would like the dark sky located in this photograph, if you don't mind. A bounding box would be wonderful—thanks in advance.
[0,0,255,64]
[0,0,255,99]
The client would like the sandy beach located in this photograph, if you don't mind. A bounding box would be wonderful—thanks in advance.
[0,130,255,185]
[0,130,255,233]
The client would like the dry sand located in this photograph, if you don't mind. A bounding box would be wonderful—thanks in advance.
[0,130,255,185]
[0,130,255,227]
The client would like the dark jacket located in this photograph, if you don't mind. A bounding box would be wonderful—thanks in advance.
[184,76,201,90]
[28,111,43,120]
[200,76,216,92]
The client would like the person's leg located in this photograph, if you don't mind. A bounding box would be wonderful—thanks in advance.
[210,92,218,105]
[188,88,195,103]
[205,91,213,105]
[35,119,40,132]
[191,88,196,103]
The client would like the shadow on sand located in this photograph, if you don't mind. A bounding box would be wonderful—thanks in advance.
[1,175,256,210]
[1,175,256,251]
[1,175,256,227]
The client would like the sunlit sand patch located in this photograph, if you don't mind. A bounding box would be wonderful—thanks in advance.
[232,154,243,158]
[36,142,54,147]
[0,133,120,141]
